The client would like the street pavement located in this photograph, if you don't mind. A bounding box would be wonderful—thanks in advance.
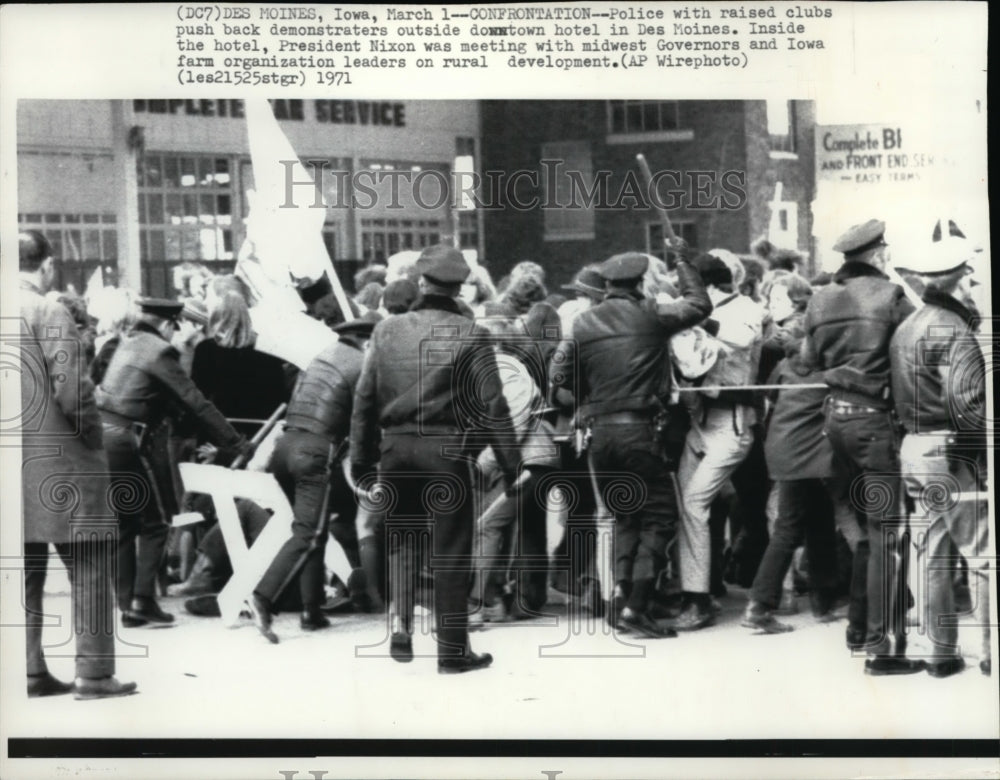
[7,578,997,744]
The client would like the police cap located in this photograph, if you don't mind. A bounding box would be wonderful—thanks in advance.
[138,297,184,320]
[561,267,606,300]
[832,219,887,257]
[332,309,382,337]
[598,252,648,282]
[415,245,470,285]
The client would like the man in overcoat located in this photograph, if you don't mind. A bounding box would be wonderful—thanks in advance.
[19,230,137,700]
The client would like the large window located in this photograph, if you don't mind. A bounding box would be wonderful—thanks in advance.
[608,101,681,134]
[138,153,235,263]
[361,218,442,263]
[541,140,595,241]
[766,100,798,156]
[18,212,118,264]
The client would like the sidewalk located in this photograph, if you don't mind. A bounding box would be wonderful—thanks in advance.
[7,583,996,742]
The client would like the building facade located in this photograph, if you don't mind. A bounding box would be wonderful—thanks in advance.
[480,99,816,285]
[17,99,481,296]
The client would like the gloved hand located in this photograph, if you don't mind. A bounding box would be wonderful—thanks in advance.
[664,236,690,269]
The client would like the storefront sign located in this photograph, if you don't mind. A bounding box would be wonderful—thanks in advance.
[133,99,406,127]
[815,123,958,186]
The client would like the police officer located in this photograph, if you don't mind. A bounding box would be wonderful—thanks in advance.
[891,235,989,677]
[250,311,382,643]
[801,219,922,675]
[350,245,520,673]
[98,298,250,627]
[550,248,712,638]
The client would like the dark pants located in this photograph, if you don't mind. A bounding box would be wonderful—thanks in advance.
[256,430,335,608]
[750,479,840,608]
[103,423,171,608]
[25,534,116,680]
[824,403,907,656]
[379,432,477,659]
[726,430,772,586]
[589,419,677,612]
[477,468,549,611]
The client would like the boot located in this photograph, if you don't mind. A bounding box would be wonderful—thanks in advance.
[742,600,793,634]
[27,672,73,698]
[300,606,331,631]
[74,676,138,701]
[166,553,216,597]
[248,593,278,644]
[125,596,174,626]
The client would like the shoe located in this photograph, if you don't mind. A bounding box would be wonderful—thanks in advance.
[980,658,991,676]
[619,608,677,638]
[128,597,175,625]
[300,608,331,631]
[248,594,279,644]
[438,651,493,674]
[673,602,715,632]
[809,590,837,621]
[73,676,138,701]
[773,590,799,616]
[742,603,793,634]
[27,672,73,698]
[184,595,221,617]
[927,657,966,678]
[166,554,216,597]
[482,601,509,623]
[390,632,413,663]
[864,656,927,676]
[845,625,867,651]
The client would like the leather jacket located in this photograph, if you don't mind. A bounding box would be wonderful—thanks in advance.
[97,322,247,453]
[891,289,983,434]
[350,294,520,480]
[801,261,915,406]
[550,259,712,418]
[285,338,364,442]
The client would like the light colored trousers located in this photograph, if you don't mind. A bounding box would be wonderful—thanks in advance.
[677,404,755,594]
[899,432,990,662]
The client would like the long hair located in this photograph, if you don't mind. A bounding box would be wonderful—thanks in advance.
[207,291,255,348]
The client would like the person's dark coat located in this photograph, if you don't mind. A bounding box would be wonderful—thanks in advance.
[801,261,915,404]
[350,293,519,481]
[191,338,291,429]
[550,260,711,417]
[20,279,111,543]
[763,356,833,481]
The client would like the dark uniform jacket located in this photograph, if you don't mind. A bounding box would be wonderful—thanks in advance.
[801,261,915,406]
[97,322,246,452]
[350,294,519,480]
[20,279,111,543]
[285,337,365,443]
[763,356,834,481]
[549,260,712,418]
[890,289,983,435]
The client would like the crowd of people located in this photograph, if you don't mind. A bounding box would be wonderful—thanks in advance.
[17,215,990,695]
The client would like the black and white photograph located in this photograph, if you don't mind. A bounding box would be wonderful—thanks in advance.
[0,4,994,780]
